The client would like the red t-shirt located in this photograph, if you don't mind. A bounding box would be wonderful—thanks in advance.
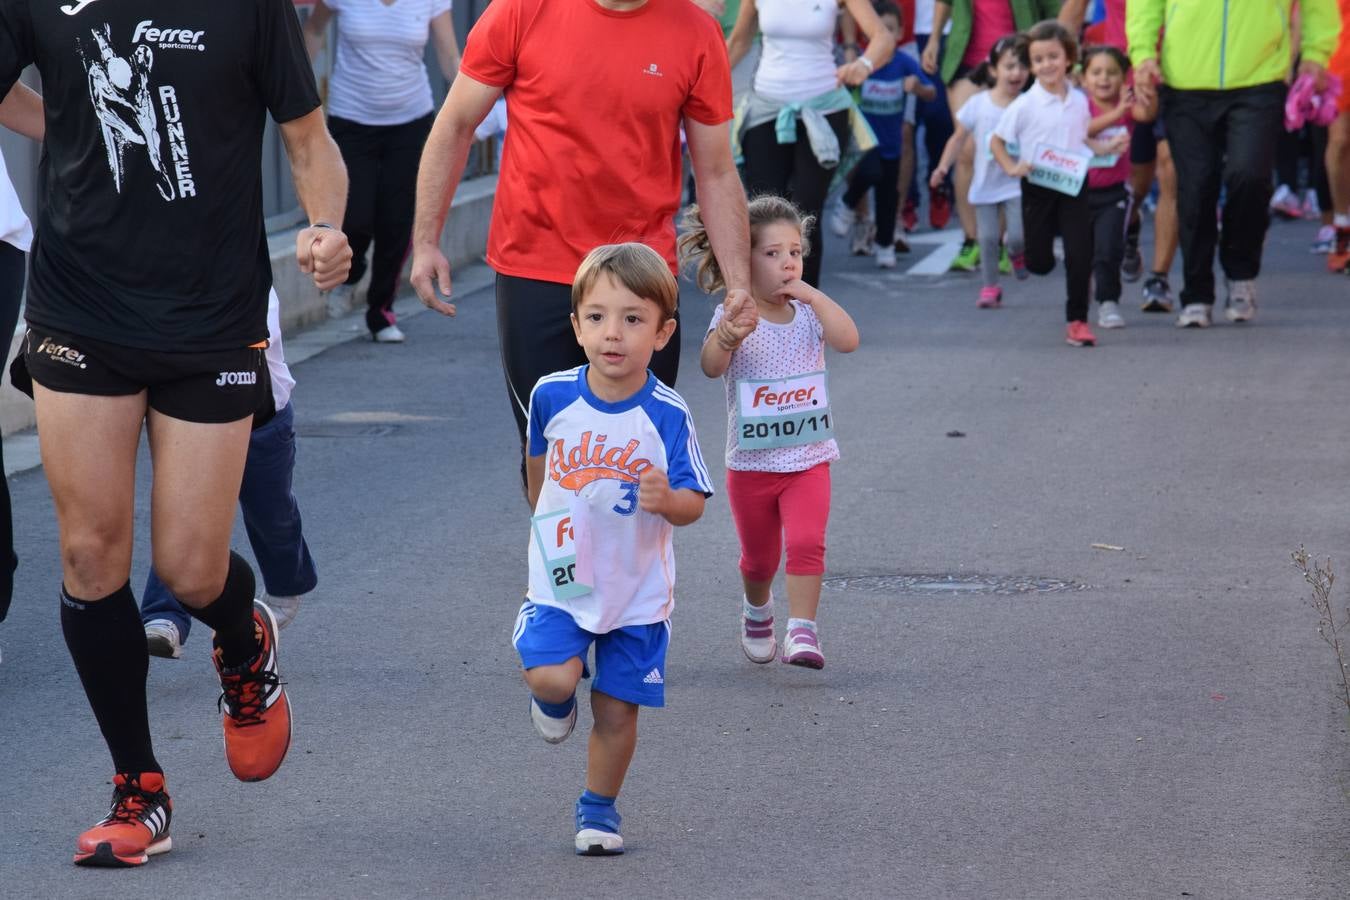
[1086,95,1132,189]
[962,0,1017,69]
[460,0,733,284]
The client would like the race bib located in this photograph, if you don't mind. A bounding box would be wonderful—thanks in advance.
[531,508,592,600]
[1026,143,1092,196]
[736,371,833,450]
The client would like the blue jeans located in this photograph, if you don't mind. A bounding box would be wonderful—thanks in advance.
[140,401,317,639]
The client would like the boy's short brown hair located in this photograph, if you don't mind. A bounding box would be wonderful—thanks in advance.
[572,243,679,320]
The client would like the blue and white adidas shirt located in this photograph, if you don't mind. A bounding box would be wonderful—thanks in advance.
[526,366,713,634]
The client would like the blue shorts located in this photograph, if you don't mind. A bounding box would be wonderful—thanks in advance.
[512,601,670,708]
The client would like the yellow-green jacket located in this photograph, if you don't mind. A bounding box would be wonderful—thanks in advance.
[1127,0,1341,91]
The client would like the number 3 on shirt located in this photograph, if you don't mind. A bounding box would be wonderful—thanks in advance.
[612,480,638,516]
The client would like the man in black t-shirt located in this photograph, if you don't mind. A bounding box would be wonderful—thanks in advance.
[0,0,352,869]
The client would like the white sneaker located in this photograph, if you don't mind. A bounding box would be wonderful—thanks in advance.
[1225,279,1257,323]
[741,601,776,664]
[1176,303,1213,328]
[575,828,624,856]
[373,324,406,343]
[1097,300,1125,329]
[265,594,301,630]
[874,242,897,269]
[529,697,577,744]
[849,218,876,256]
[144,619,184,659]
[325,284,354,319]
[828,204,856,238]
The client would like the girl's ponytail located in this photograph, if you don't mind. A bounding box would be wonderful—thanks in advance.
[677,204,727,294]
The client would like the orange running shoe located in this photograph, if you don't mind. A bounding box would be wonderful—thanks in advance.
[73,773,172,867]
[215,600,292,782]
[1327,228,1350,274]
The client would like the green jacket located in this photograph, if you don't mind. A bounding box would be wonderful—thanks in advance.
[1127,0,1341,91]
[936,0,1062,84]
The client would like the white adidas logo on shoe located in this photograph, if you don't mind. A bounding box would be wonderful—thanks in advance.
[642,668,663,685]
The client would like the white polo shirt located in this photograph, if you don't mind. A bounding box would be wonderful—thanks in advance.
[993,81,1092,158]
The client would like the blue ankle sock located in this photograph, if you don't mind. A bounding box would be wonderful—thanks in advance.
[576,790,620,832]
[533,694,575,719]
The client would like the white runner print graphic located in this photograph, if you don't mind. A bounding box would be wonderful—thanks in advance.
[78,24,187,202]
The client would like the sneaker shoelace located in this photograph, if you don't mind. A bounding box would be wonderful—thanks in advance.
[102,778,159,826]
[217,656,282,726]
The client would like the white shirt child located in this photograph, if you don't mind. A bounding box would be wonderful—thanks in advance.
[955,91,1023,205]
[526,367,713,634]
[992,81,1092,159]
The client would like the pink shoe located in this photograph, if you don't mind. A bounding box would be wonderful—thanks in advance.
[781,626,824,669]
[977,286,1002,308]
[1065,320,1096,347]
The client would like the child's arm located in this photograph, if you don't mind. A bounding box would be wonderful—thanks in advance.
[638,469,706,526]
[1086,129,1131,157]
[701,293,758,378]
[903,74,937,103]
[929,122,970,188]
[526,454,546,509]
[1087,92,1132,136]
[990,134,1031,179]
[776,281,859,353]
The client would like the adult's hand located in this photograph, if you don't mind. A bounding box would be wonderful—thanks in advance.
[837,58,873,87]
[1298,59,1328,92]
[410,241,458,317]
[920,37,939,75]
[1134,58,1162,106]
[296,226,353,292]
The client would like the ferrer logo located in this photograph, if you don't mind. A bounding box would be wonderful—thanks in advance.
[548,431,651,491]
[215,371,257,386]
[751,384,817,410]
[133,20,206,51]
[35,337,88,369]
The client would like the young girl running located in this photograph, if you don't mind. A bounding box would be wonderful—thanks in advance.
[679,196,859,669]
[931,34,1030,309]
[990,20,1128,347]
[1081,45,1157,330]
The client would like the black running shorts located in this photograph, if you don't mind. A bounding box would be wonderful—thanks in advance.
[20,326,269,424]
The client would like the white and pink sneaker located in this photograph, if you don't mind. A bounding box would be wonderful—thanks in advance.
[741,602,776,664]
[781,625,824,669]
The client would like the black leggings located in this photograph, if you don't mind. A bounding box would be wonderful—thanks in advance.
[741,110,851,287]
[329,113,434,335]
[495,274,680,445]
[0,242,21,622]
[843,149,902,247]
[1021,179,1093,323]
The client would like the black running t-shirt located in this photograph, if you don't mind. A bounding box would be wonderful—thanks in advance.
[0,0,320,351]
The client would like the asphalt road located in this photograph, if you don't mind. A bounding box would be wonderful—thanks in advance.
[1,215,1347,898]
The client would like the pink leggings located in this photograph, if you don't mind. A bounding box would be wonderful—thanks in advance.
[726,463,831,582]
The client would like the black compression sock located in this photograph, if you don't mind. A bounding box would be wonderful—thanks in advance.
[186,551,258,668]
[60,582,161,775]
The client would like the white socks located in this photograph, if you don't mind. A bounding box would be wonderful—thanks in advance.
[1335,213,1350,229]
[787,617,817,633]
[743,594,773,621]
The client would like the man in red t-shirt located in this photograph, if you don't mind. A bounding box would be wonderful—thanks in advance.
[411,0,751,456]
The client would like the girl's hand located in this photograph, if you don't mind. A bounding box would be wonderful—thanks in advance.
[1107,131,1130,155]
[714,291,758,349]
[928,165,948,191]
[1116,87,1135,115]
[774,279,821,305]
[1010,160,1034,179]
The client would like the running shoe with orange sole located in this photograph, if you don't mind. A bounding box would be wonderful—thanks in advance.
[1328,228,1350,273]
[215,599,292,782]
[73,772,172,867]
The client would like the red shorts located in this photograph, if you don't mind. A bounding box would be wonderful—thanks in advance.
[726,463,831,581]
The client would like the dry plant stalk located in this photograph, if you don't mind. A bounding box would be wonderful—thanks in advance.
[1291,547,1350,714]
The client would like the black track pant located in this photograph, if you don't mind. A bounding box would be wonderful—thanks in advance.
[1089,183,1129,303]
[1021,179,1093,323]
[0,241,21,622]
[495,273,681,445]
[741,110,851,287]
[1162,82,1285,306]
[843,149,902,247]
[330,113,433,335]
